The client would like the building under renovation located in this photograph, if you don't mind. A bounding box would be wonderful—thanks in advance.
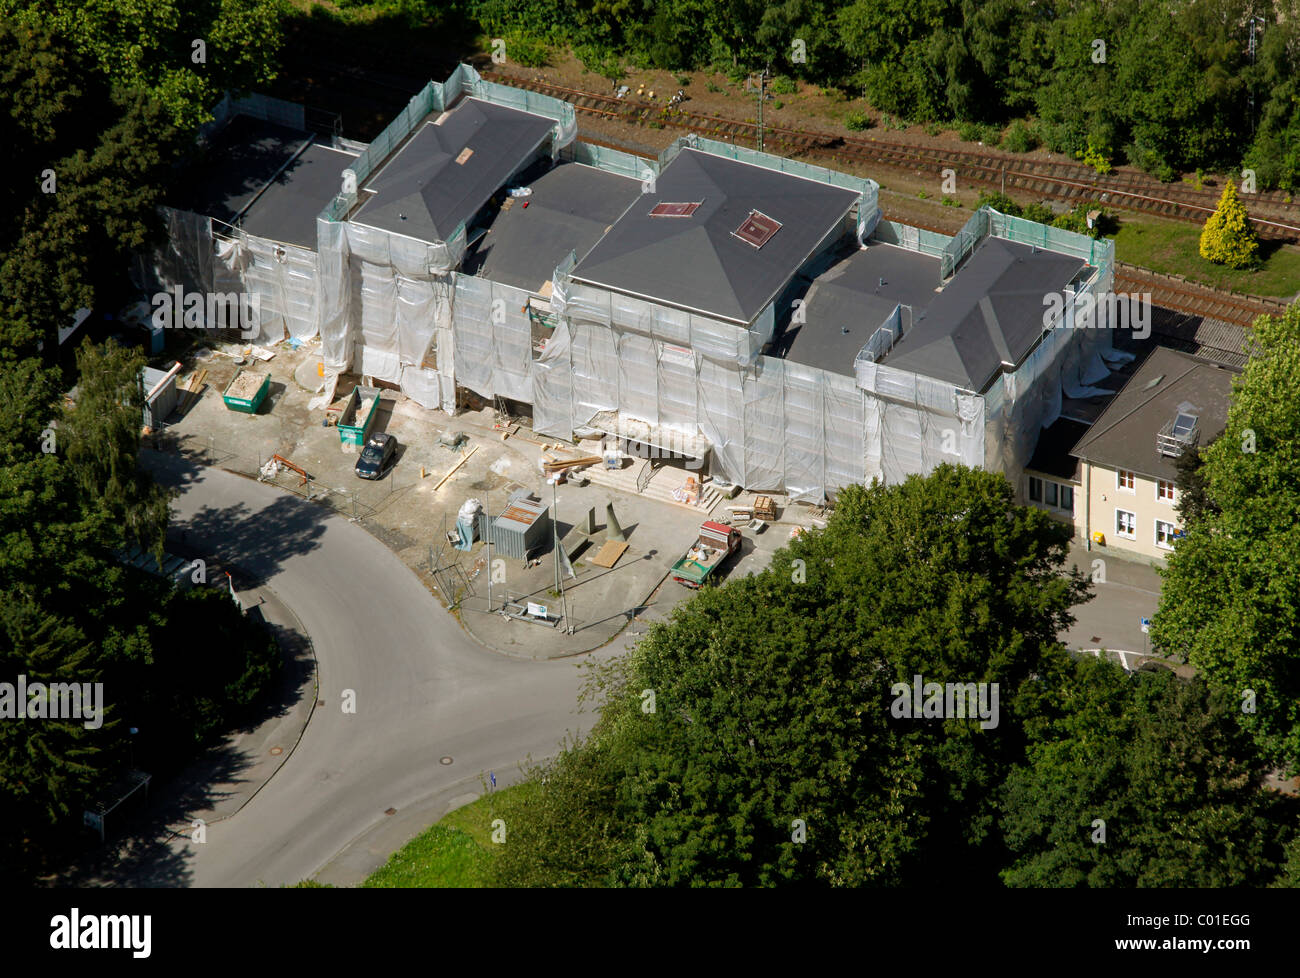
[150,64,1120,502]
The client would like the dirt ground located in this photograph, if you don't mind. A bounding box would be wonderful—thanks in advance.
[491,52,1087,173]
[152,334,801,656]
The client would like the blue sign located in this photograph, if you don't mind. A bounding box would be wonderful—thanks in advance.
[489,771,496,788]
[1140,617,1151,634]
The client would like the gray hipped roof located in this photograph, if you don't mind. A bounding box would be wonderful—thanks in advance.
[1071,346,1239,482]
[353,98,555,243]
[883,238,1086,391]
[570,148,860,325]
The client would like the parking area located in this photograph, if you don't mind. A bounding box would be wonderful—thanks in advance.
[151,336,808,656]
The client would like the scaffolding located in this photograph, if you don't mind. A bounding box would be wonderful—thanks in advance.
[855,209,1116,486]
[138,90,352,345]
[154,71,1121,504]
[315,64,576,409]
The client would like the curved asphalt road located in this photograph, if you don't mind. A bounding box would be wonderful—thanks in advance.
[144,454,602,887]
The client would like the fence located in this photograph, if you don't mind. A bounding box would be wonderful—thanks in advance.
[940,207,991,280]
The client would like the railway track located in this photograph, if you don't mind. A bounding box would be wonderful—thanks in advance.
[1113,264,1290,328]
[482,71,1300,243]
[266,59,1294,328]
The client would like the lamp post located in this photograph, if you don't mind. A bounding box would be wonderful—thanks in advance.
[550,477,569,629]
[485,488,492,613]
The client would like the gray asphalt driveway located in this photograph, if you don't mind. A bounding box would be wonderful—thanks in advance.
[134,453,603,887]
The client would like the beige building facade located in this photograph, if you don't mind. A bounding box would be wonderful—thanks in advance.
[1069,347,1237,565]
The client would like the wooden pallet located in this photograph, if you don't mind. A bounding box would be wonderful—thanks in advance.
[589,540,629,568]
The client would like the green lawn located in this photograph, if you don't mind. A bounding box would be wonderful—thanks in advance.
[1112,216,1300,299]
[361,783,534,888]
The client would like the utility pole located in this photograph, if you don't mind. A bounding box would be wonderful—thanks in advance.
[485,488,492,613]
[1248,16,1266,136]
[756,63,769,153]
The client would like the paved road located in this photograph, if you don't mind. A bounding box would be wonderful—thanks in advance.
[1059,543,1163,656]
[139,454,604,887]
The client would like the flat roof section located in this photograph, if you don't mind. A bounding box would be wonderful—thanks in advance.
[570,148,860,325]
[462,162,642,293]
[239,142,356,250]
[174,115,312,224]
[775,243,941,378]
[351,97,555,245]
[1027,417,1090,482]
[883,238,1087,392]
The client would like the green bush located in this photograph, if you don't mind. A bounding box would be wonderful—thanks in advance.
[1050,202,1111,238]
[959,121,1000,144]
[941,195,961,207]
[1021,202,1056,225]
[573,43,621,80]
[976,191,1023,216]
[845,110,873,131]
[506,34,548,68]
[1127,141,1177,182]
[769,75,797,95]
[771,100,783,111]
[1076,137,1113,175]
[1000,120,1039,153]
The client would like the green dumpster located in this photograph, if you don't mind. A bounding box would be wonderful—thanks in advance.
[338,385,381,446]
[223,369,271,414]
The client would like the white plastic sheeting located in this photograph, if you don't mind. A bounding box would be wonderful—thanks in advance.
[858,362,984,483]
[314,216,457,409]
[566,281,772,366]
[452,275,534,402]
[199,92,305,145]
[527,318,865,500]
[561,141,659,183]
[238,234,318,342]
[940,208,991,280]
[984,260,1115,479]
[312,63,569,410]
[132,207,215,299]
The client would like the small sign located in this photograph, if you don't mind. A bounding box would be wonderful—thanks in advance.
[1140,617,1150,634]
[526,602,549,619]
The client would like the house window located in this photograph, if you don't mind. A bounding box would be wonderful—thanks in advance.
[1060,485,1074,512]
[1157,480,1176,503]
[1045,481,1059,507]
[1116,509,1136,538]
[1028,476,1042,502]
[1155,520,1179,549]
[1117,469,1135,491]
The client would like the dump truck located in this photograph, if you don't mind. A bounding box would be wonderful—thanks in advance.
[670,520,742,588]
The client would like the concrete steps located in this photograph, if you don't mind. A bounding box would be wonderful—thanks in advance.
[572,442,721,515]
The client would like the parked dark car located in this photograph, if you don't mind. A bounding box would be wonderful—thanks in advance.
[355,432,396,479]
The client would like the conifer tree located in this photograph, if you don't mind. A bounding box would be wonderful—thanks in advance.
[1199,181,1260,269]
